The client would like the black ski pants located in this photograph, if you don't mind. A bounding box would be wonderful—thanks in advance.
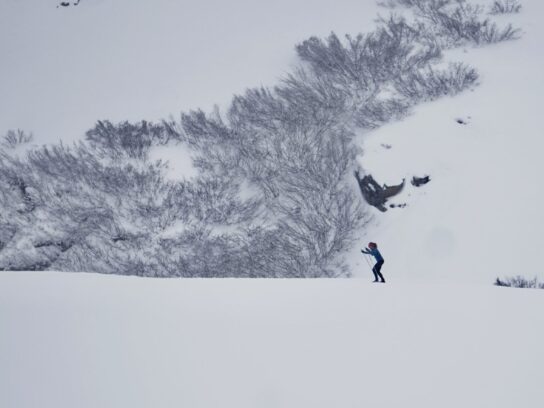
[372,260,385,282]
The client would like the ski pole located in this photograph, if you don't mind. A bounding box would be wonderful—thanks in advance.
[363,251,373,270]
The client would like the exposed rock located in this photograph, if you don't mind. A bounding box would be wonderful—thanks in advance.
[354,171,405,212]
[57,1,81,8]
[455,116,471,125]
[411,175,430,187]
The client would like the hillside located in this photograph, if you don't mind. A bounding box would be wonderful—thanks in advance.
[350,43,544,283]
[348,1,544,284]
[3,0,541,281]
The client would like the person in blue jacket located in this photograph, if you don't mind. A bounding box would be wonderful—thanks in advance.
[361,242,385,283]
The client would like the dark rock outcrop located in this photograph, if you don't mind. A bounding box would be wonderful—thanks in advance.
[57,1,81,8]
[411,175,431,187]
[355,171,405,212]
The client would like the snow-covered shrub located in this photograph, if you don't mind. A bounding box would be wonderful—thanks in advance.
[381,0,521,46]
[179,93,368,277]
[0,142,170,273]
[394,62,478,101]
[0,149,37,266]
[295,17,440,102]
[267,127,366,276]
[293,12,483,127]
[376,0,429,10]
[293,16,447,127]
[217,87,365,275]
[86,120,175,160]
[354,98,411,129]
[0,132,267,276]
[275,71,349,132]
[489,1,522,15]
[1,129,33,149]
[420,1,520,45]
[177,176,261,226]
[495,276,544,289]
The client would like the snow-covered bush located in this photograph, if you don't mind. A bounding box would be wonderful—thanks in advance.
[295,17,441,102]
[495,276,544,289]
[180,93,367,277]
[381,0,521,46]
[0,131,266,276]
[0,143,172,273]
[293,14,479,126]
[394,62,478,101]
[86,120,176,160]
[354,98,411,129]
[1,129,33,149]
[422,2,519,45]
[489,1,522,15]
[376,0,425,9]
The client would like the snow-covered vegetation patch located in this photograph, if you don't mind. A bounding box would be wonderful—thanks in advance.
[495,276,544,289]
[1,129,36,158]
[382,0,521,45]
[489,0,522,14]
[2,129,33,149]
[0,1,522,277]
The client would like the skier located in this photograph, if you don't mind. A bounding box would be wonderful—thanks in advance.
[361,242,385,283]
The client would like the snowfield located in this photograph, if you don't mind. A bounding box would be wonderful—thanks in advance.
[1,272,543,408]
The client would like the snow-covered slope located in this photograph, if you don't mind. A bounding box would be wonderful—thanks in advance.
[0,0,379,144]
[2,0,542,283]
[3,1,542,282]
[1,272,543,408]
[350,2,544,284]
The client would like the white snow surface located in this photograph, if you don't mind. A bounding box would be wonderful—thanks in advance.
[148,143,198,182]
[0,0,379,144]
[1,272,543,408]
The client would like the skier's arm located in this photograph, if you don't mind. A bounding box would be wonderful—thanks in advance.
[361,248,370,254]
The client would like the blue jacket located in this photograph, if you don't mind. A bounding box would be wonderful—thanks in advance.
[362,247,384,262]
